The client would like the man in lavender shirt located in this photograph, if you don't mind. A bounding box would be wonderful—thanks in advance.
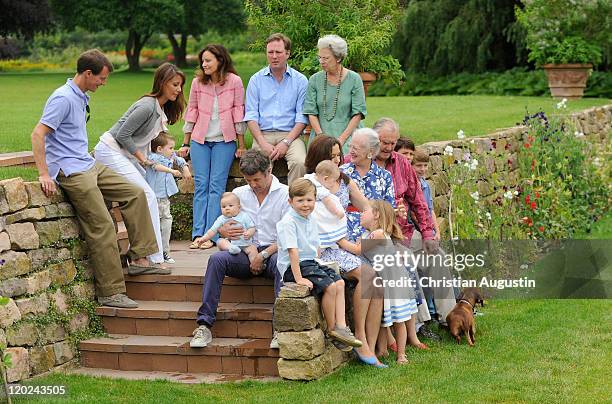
[30,49,159,309]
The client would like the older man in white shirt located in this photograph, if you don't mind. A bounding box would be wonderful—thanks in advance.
[191,150,290,348]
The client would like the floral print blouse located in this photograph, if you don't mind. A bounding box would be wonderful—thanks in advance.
[340,160,396,240]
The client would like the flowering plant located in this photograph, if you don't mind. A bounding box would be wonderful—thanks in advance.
[518,110,609,238]
[447,146,524,241]
[515,0,608,66]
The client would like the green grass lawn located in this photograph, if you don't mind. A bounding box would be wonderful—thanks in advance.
[1,68,610,154]
[13,298,611,403]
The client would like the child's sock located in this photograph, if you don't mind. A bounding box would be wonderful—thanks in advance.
[228,244,241,255]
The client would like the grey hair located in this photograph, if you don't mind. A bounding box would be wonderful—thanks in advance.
[372,117,400,134]
[239,150,271,175]
[317,35,348,61]
[353,128,380,157]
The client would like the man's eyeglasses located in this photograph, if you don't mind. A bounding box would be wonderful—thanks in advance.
[86,105,91,123]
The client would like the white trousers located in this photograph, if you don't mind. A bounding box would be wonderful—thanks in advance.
[157,197,172,254]
[94,142,164,264]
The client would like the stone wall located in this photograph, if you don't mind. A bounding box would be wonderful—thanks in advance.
[0,178,98,382]
[274,283,350,380]
[420,105,611,237]
[171,105,611,240]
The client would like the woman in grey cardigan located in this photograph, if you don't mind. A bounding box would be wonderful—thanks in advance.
[94,63,186,272]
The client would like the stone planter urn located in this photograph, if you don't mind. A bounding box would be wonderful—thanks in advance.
[358,72,377,97]
[543,63,592,99]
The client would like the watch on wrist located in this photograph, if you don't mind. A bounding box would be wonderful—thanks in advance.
[181,143,190,148]
[282,138,292,147]
[260,250,270,260]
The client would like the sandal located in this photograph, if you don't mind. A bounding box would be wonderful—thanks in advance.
[199,240,214,250]
[389,342,398,353]
[397,354,409,365]
[189,239,202,249]
[413,342,429,350]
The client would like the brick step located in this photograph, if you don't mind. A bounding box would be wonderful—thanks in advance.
[79,335,279,376]
[98,301,273,338]
[70,367,279,383]
[124,267,275,303]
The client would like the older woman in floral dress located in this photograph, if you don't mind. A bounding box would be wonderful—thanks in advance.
[340,128,396,241]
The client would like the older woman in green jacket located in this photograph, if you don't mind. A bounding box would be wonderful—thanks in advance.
[303,34,367,152]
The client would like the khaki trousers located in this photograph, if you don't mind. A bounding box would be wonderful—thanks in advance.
[251,131,306,184]
[411,230,456,325]
[57,162,158,296]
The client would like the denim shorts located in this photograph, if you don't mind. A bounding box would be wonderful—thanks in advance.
[282,260,342,297]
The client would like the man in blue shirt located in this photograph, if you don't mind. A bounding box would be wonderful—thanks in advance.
[30,49,160,309]
[245,33,308,184]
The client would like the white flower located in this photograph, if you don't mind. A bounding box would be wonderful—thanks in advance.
[443,145,454,156]
[574,131,585,138]
[457,129,465,139]
[593,158,602,167]
[503,190,514,200]
[469,159,479,170]
[470,191,479,201]
[556,98,568,109]
[485,212,492,220]
[520,264,528,270]
[514,190,519,196]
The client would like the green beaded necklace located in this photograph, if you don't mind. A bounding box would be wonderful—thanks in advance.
[323,66,343,121]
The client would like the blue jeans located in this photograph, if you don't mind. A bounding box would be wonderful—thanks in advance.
[190,140,236,240]
[196,247,282,327]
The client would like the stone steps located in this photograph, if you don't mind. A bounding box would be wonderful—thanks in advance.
[123,267,275,304]
[80,334,279,376]
[99,300,273,338]
[79,241,280,379]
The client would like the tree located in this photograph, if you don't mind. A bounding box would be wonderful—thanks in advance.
[0,0,54,39]
[245,0,404,83]
[393,0,527,76]
[166,0,245,67]
[51,0,180,71]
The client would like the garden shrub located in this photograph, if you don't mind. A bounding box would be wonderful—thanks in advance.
[446,144,525,241]
[368,68,612,98]
[447,109,610,241]
[517,110,610,238]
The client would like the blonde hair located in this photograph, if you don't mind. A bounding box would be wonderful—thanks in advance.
[370,200,404,242]
[221,192,240,205]
[315,160,340,179]
[289,178,316,199]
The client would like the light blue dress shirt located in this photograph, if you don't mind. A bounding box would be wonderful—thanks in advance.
[40,79,95,179]
[144,152,187,199]
[276,209,320,277]
[244,65,308,132]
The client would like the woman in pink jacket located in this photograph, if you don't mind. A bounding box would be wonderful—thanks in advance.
[178,44,246,249]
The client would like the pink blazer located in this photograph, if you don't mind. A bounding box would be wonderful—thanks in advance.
[184,73,245,144]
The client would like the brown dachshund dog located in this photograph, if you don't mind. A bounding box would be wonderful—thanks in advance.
[446,288,484,346]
